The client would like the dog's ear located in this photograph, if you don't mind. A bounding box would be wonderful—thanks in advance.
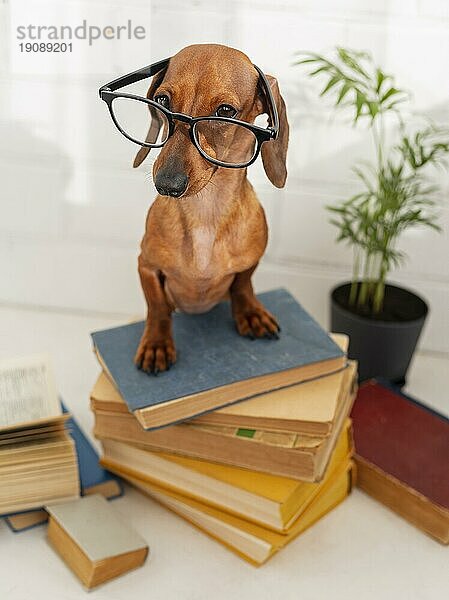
[133,66,168,168]
[260,75,289,188]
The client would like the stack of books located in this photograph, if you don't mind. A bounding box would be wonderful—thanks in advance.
[0,354,123,531]
[0,413,80,515]
[90,289,357,565]
[0,356,80,515]
[4,408,123,532]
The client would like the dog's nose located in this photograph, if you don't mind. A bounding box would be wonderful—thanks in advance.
[155,170,189,198]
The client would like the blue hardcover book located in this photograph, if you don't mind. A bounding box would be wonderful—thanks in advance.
[4,406,123,532]
[91,288,346,430]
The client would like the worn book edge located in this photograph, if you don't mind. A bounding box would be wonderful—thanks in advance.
[355,454,449,544]
[133,357,347,429]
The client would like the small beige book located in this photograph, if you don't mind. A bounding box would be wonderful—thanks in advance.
[46,494,149,589]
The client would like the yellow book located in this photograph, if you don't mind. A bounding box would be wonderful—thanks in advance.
[118,461,353,566]
[101,420,352,532]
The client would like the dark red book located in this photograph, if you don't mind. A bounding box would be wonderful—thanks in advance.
[351,380,449,544]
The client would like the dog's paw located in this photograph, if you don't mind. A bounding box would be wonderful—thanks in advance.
[134,336,177,374]
[234,305,280,340]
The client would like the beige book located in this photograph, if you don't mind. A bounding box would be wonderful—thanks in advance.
[193,335,349,434]
[0,431,80,514]
[0,355,81,515]
[46,494,149,589]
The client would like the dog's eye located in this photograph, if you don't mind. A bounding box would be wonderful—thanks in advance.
[216,104,237,118]
[155,94,170,109]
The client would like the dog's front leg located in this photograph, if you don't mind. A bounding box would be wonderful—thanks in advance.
[230,265,280,339]
[134,255,176,373]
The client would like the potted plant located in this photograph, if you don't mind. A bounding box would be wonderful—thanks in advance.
[296,48,449,384]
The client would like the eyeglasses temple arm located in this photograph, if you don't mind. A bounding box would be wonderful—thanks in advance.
[253,64,280,140]
[99,58,170,97]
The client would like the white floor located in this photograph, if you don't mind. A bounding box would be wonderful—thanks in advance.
[0,304,447,600]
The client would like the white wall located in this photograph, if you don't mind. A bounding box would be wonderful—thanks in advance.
[1,0,448,352]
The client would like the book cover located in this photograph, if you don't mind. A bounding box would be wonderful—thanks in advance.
[46,494,148,563]
[351,380,449,543]
[65,407,122,498]
[91,288,345,429]
[46,494,148,588]
[4,405,123,532]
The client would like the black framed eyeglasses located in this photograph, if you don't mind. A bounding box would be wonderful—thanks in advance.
[99,57,279,169]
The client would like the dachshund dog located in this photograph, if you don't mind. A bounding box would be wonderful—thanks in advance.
[133,44,289,373]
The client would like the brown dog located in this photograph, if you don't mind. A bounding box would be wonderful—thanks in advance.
[132,44,289,373]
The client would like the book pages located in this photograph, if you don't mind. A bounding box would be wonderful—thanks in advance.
[0,354,60,428]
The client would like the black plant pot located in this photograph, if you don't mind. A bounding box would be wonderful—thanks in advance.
[330,282,428,385]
